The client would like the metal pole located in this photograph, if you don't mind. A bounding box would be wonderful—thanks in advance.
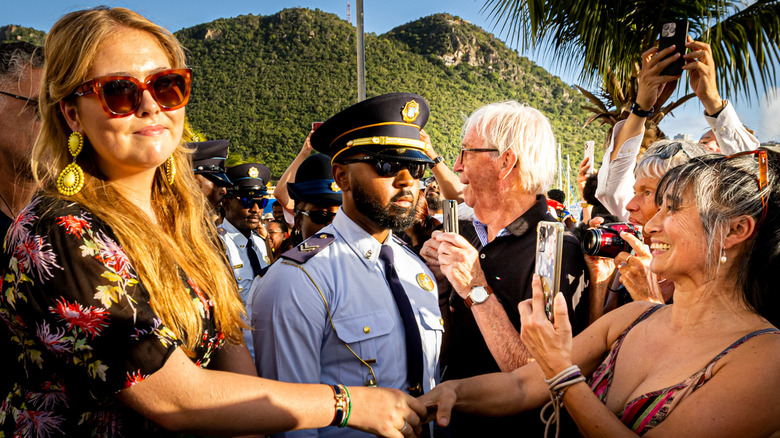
[356,0,366,102]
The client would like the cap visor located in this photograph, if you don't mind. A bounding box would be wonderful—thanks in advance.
[360,147,433,163]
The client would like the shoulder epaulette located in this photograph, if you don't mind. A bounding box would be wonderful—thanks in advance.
[281,233,335,264]
[217,226,227,236]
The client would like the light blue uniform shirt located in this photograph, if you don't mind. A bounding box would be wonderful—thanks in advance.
[250,209,443,438]
[217,218,269,359]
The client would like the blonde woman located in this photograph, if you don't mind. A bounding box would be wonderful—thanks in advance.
[1,7,422,437]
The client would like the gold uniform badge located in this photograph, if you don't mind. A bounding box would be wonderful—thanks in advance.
[402,100,420,123]
[416,273,434,291]
[248,167,259,178]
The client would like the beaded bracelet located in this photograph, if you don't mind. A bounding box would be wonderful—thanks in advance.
[330,384,352,428]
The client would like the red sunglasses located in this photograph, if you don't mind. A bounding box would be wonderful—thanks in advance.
[73,68,192,118]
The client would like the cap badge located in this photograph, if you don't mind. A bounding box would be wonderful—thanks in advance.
[416,273,434,292]
[248,167,259,178]
[402,100,420,123]
[330,182,341,192]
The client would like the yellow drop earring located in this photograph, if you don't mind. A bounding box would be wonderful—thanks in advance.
[57,131,85,196]
[165,155,176,185]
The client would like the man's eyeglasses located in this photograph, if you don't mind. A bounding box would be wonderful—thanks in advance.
[230,196,269,209]
[723,149,768,228]
[339,156,426,179]
[73,68,191,118]
[0,90,39,115]
[650,142,691,160]
[296,209,337,225]
[458,147,498,163]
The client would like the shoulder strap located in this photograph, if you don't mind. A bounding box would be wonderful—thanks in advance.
[704,328,780,369]
[280,233,335,264]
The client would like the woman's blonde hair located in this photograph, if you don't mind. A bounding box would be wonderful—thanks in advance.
[31,7,245,351]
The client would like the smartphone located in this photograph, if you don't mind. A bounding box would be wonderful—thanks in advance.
[312,122,324,131]
[658,19,689,77]
[442,200,458,235]
[535,221,564,322]
[584,141,595,175]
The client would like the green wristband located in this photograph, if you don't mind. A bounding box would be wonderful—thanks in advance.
[340,385,352,428]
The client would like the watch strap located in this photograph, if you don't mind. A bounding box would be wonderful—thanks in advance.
[629,101,654,118]
[464,286,493,308]
[429,155,445,168]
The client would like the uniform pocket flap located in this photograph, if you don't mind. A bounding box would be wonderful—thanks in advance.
[332,309,395,343]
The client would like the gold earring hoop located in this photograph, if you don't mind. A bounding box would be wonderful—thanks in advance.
[57,132,85,196]
[165,155,176,185]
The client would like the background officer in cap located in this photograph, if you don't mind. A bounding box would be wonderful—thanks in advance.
[252,93,442,438]
[190,139,232,218]
[286,153,342,244]
[219,162,273,359]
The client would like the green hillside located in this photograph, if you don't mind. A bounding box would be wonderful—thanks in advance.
[3,9,605,181]
[0,25,45,46]
[175,9,605,178]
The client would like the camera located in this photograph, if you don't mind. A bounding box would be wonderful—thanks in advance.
[581,222,642,258]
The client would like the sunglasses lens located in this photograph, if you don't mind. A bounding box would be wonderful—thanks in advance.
[373,160,426,179]
[308,211,336,225]
[152,73,188,108]
[408,163,425,179]
[102,79,139,114]
[239,197,267,209]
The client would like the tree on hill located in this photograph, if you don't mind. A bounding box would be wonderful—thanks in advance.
[175,8,605,179]
[0,25,45,46]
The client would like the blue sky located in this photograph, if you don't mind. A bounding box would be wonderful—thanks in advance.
[5,0,778,142]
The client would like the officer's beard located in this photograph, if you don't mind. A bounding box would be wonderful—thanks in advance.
[426,193,443,212]
[352,185,419,232]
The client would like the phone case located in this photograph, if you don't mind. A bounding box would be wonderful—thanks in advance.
[584,141,595,175]
[658,20,689,76]
[535,221,564,322]
[443,200,458,234]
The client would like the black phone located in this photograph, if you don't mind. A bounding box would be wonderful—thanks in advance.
[658,20,689,77]
[535,221,564,322]
[443,200,458,235]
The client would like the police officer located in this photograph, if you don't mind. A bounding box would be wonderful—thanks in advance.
[190,139,232,212]
[219,162,272,358]
[286,153,342,244]
[251,93,443,438]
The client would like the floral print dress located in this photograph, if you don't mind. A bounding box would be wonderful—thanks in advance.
[1,195,226,437]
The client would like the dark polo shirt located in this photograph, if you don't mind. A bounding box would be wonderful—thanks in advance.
[440,195,589,437]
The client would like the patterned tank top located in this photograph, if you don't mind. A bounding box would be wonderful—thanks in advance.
[589,305,780,435]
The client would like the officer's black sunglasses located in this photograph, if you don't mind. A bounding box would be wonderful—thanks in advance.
[296,209,337,225]
[339,156,426,179]
[231,196,269,209]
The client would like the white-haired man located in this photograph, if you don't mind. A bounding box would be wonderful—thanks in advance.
[421,101,589,437]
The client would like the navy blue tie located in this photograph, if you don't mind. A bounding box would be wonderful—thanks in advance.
[378,245,424,397]
[245,236,263,277]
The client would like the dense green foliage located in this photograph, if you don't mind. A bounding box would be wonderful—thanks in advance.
[175,9,605,178]
[2,10,606,182]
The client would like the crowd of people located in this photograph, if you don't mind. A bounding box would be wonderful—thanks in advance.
[1,6,778,438]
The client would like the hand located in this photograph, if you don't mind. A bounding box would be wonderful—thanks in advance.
[517,275,573,378]
[435,231,486,297]
[257,224,269,239]
[614,232,664,304]
[418,380,458,427]
[420,129,437,160]
[635,45,681,111]
[300,130,314,156]
[683,36,723,115]
[577,156,592,197]
[420,232,447,286]
[348,386,425,438]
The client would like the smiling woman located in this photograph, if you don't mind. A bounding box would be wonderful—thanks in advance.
[1,6,425,438]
